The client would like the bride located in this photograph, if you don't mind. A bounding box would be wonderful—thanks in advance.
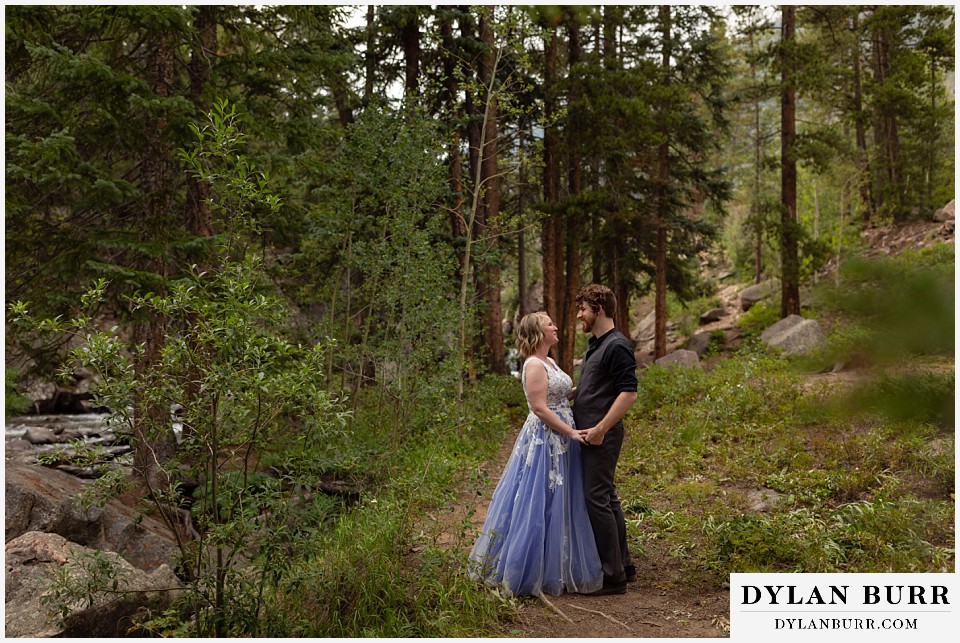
[468,312,602,596]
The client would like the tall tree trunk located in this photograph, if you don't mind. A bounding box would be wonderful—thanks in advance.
[610,231,631,337]
[654,5,671,359]
[400,9,420,96]
[750,26,764,284]
[870,15,902,220]
[593,5,617,286]
[560,12,582,373]
[363,5,376,104]
[441,11,465,242]
[463,13,481,190]
[591,216,602,285]
[185,5,216,244]
[851,11,873,225]
[541,27,561,343]
[517,118,528,318]
[476,7,506,375]
[877,25,903,222]
[870,19,885,215]
[602,4,618,71]
[135,30,177,490]
[330,72,356,128]
[924,56,936,213]
[780,5,801,318]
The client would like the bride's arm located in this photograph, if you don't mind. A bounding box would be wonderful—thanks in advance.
[523,362,582,441]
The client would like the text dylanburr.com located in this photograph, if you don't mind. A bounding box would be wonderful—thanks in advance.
[730,573,957,642]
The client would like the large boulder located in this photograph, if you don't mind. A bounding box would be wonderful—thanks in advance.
[685,332,713,356]
[654,349,701,369]
[933,199,955,222]
[761,315,826,355]
[632,309,656,344]
[23,426,57,445]
[5,531,181,638]
[699,308,726,324]
[739,279,780,311]
[5,463,179,572]
[760,314,805,344]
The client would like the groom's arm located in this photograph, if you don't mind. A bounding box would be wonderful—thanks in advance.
[580,339,638,445]
[581,391,636,444]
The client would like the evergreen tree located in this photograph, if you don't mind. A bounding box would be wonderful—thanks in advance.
[780,5,801,317]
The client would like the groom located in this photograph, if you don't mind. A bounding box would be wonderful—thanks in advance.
[572,284,638,595]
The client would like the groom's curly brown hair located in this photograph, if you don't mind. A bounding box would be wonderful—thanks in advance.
[576,284,617,318]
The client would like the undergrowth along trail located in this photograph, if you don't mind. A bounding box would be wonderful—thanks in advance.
[447,242,954,638]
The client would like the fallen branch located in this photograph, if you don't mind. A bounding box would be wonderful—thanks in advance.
[538,594,574,623]
[567,604,633,632]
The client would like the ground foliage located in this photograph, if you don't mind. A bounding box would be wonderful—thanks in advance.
[617,248,954,582]
[10,101,519,637]
[4,5,955,636]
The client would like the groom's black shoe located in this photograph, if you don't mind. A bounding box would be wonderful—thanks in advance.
[625,565,637,583]
[581,580,627,596]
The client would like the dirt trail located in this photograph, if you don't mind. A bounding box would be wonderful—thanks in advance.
[442,220,954,637]
[448,420,730,639]
[443,292,744,637]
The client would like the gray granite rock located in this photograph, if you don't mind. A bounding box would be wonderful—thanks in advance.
[5,463,179,572]
[685,332,713,356]
[654,349,701,369]
[739,279,780,311]
[5,531,181,638]
[761,315,826,355]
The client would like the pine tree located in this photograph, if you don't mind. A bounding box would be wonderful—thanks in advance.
[780,5,801,317]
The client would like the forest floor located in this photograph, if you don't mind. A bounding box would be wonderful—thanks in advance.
[437,218,954,638]
[458,419,731,638]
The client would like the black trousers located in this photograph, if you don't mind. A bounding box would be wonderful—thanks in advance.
[582,422,632,584]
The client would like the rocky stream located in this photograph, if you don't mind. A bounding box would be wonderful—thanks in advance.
[5,412,182,637]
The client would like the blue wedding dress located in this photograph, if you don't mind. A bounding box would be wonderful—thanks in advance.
[468,356,603,596]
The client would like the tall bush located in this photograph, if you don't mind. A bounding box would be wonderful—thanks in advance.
[12,101,348,636]
[290,105,462,429]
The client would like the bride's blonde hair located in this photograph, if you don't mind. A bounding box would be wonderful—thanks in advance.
[515,312,551,358]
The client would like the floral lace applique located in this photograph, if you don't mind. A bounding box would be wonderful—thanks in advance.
[525,435,544,467]
[546,430,568,491]
[520,357,574,491]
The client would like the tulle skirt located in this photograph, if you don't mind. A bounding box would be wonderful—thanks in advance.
[468,407,603,596]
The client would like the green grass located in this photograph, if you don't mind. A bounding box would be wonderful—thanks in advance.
[618,349,954,585]
[161,243,953,633]
[238,375,524,637]
[5,367,33,418]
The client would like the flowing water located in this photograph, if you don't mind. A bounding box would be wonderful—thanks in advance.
[6,413,131,471]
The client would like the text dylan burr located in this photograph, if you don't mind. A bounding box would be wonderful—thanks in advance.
[741,585,949,606]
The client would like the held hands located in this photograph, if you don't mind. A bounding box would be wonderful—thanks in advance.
[567,426,587,444]
[578,426,605,445]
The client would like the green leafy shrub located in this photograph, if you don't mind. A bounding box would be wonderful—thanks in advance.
[703,511,828,573]
[851,371,954,429]
[797,370,955,431]
[736,301,780,340]
[5,368,33,417]
[12,101,350,637]
[813,249,955,362]
[635,354,800,453]
[635,364,709,419]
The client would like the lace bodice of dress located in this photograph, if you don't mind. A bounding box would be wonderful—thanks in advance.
[521,357,573,412]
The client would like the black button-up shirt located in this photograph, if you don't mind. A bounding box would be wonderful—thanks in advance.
[574,328,638,430]
[583,328,638,394]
